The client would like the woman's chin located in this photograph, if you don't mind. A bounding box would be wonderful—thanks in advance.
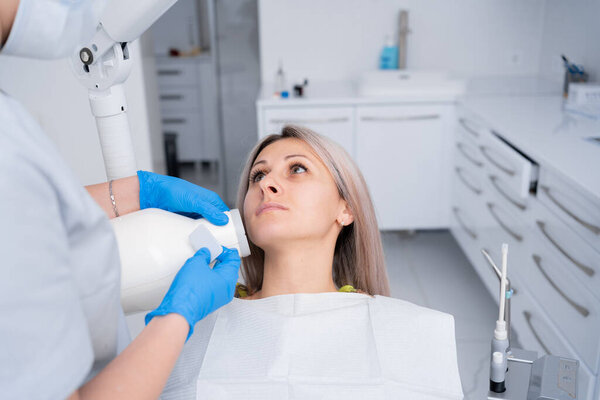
[248,219,297,247]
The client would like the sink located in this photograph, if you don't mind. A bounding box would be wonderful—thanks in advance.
[357,70,465,98]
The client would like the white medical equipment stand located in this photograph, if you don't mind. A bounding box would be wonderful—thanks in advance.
[482,248,580,400]
[71,0,178,180]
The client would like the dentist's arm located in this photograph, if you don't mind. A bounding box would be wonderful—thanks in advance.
[69,314,189,400]
[85,170,229,225]
[69,247,241,400]
[85,175,141,218]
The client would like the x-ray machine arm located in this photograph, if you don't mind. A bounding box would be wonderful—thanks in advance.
[71,0,178,181]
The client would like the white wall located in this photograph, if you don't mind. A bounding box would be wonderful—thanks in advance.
[0,37,162,185]
[258,0,547,85]
[538,0,600,84]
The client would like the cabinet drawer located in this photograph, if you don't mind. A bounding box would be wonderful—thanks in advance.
[455,135,485,172]
[156,61,198,87]
[538,167,600,252]
[484,171,529,214]
[162,113,202,161]
[478,132,536,199]
[509,280,597,400]
[456,115,489,142]
[159,88,200,112]
[521,239,600,373]
[529,199,600,303]
[262,106,354,157]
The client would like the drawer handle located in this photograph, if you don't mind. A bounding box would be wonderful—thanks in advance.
[456,142,483,168]
[479,146,516,177]
[455,167,482,195]
[452,207,477,240]
[162,118,187,124]
[486,202,523,242]
[160,94,184,101]
[361,114,440,122]
[458,117,480,138]
[536,221,595,277]
[489,175,526,211]
[158,69,183,76]
[532,254,590,317]
[540,185,600,235]
[269,117,349,124]
[523,311,552,355]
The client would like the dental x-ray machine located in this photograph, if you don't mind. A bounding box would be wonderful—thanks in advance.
[70,0,251,314]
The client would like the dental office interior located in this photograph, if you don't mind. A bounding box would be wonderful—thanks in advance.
[2,0,600,398]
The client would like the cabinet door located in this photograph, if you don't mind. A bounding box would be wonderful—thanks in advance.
[262,107,355,157]
[356,105,450,230]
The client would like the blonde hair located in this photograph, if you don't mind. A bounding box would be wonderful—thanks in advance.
[236,125,390,296]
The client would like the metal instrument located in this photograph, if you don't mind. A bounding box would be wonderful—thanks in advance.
[482,248,580,400]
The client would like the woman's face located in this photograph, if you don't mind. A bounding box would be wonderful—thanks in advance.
[243,138,349,250]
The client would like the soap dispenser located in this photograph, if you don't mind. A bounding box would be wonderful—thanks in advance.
[379,35,398,70]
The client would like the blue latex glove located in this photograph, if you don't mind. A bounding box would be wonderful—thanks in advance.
[145,246,241,339]
[137,170,229,225]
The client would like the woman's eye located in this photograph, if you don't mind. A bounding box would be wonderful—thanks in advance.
[250,171,265,182]
[291,164,307,174]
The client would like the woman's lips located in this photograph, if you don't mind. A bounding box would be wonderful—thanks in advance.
[256,202,288,216]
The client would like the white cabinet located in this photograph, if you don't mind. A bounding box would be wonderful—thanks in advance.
[156,57,220,162]
[261,106,355,157]
[356,104,453,230]
[450,105,600,399]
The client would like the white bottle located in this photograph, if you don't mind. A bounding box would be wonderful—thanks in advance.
[110,208,251,314]
[274,60,287,96]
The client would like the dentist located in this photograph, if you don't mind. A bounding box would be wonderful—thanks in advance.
[0,0,240,399]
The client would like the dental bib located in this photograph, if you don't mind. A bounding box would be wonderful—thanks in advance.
[162,292,464,400]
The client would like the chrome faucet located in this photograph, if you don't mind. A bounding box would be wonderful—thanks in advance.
[397,10,410,69]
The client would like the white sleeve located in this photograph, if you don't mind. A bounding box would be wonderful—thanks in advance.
[0,152,94,399]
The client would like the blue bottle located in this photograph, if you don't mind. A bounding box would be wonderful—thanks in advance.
[379,35,398,70]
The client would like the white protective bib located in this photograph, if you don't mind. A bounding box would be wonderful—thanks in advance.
[162,292,464,400]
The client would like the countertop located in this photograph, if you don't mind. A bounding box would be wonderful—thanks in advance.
[256,75,599,200]
[460,94,600,200]
[256,80,464,106]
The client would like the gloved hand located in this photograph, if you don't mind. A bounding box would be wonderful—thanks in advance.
[137,170,229,225]
[145,246,241,340]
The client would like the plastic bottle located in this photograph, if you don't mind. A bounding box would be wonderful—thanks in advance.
[379,35,399,70]
[274,60,288,98]
[110,208,251,314]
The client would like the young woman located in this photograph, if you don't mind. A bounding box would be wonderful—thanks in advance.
[235,124,389,299]
[161,125,464,400]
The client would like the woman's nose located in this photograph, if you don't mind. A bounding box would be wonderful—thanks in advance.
[259,175,280,195]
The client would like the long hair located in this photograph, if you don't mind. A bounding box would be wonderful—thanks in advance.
[236,125,390,296]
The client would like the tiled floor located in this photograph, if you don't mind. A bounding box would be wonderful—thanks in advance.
[382,230,500,399]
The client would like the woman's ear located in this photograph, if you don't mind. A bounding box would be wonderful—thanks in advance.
[337,202,354,227]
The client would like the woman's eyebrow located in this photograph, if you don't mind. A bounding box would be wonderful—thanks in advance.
[284,154,310,161]
[252,154,310,168]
